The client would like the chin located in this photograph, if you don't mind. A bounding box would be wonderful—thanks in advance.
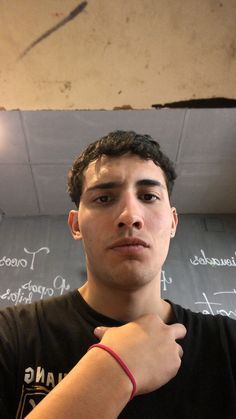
[109,269,157,292]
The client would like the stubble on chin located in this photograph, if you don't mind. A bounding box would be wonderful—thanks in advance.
[95,261,159,292]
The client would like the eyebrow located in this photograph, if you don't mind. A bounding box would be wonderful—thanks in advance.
[136,179,165,188]
[86,179,165,193]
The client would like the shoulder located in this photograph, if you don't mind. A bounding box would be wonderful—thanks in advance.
[170,300,236,350]
[0,290,77,338]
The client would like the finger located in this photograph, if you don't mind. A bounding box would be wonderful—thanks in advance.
[94,326,109,340]
[177,343,184,358]
[173,323,187,340]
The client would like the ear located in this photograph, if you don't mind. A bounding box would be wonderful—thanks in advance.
[170,207,178,238]
[68,210,82,241]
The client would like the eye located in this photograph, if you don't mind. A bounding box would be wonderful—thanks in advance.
[94,195,113,204]
[139,193,159,202]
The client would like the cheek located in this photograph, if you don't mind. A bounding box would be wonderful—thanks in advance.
[81,224,96,245]
[148,212,172,235]
[80,216,105,253]
[79,216,94,245]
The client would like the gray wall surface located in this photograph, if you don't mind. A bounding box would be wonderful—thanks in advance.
[0,214,236,318]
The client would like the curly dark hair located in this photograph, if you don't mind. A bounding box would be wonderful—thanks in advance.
[68,130,177,207]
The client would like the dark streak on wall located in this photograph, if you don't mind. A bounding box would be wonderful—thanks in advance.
[18,1,88,61]
[152,97,236,109]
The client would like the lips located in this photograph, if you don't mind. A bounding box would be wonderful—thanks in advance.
[109,238,149,250]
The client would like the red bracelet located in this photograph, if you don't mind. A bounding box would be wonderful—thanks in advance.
[88,343,137,400]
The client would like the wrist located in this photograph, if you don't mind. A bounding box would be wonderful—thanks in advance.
[88,344,136,400]
[86,346,133,409]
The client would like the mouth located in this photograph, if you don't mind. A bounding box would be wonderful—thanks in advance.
[109,238,149,254]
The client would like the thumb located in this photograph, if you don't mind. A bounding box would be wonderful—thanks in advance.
[94,326,110,340]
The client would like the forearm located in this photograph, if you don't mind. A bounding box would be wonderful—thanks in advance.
[25,349,132,419]
[25,313,186,418]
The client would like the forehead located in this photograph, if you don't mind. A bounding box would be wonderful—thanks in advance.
[83,154,167,188]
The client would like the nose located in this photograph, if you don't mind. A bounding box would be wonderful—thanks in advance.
[116,195,144,230]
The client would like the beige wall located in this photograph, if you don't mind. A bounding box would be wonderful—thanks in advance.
[1,0,236,110]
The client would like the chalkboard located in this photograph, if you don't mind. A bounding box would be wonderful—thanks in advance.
[0,214,236,319]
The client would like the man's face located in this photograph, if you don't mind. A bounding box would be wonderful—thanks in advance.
[70,154,177,292]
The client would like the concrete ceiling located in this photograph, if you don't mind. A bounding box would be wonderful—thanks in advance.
[1,0,236,109]
[0,108,236,217]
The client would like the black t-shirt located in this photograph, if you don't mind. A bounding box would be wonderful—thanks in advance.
[0,289,236,418]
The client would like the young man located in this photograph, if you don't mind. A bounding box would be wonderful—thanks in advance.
[0,131,236,418]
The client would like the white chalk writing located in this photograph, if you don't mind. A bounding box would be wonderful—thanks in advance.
[195,291,236,318]
[0,276,70,306]
[189,249,236,267]
[0,247,50,271]
[214,289,236,296]
[161,270,173,291]
[190,249,236,267]
[24,247,50,270]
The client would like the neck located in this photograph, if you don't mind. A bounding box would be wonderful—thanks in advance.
[79,278,172,324]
